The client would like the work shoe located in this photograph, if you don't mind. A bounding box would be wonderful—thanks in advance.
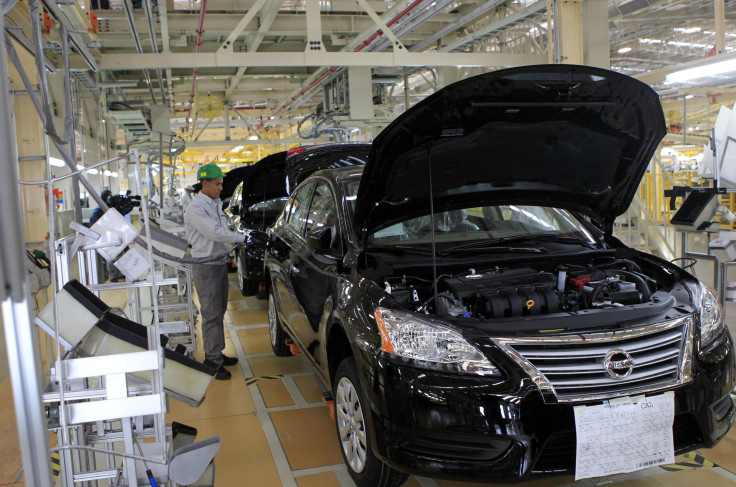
[215,366,232,380]
[221,354,239,367]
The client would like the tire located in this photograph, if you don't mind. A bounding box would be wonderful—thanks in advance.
[268,289,292,357]
[237,253,259,296]
[334,358,408,487]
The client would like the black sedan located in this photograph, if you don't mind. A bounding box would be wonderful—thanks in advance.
[264,65,736,487]
[231,144,370,295]
[229,151,288,295]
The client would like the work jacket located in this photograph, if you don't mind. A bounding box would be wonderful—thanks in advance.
[184,192,243,264]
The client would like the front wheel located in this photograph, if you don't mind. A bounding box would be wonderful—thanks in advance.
[334,358,408,487]
[268,289,292,357]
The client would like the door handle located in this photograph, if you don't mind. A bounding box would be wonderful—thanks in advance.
[290,263,300,274]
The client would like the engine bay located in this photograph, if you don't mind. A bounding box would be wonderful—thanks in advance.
[381,257,665,319]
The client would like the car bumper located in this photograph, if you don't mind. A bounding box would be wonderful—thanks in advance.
[361,335,736,482]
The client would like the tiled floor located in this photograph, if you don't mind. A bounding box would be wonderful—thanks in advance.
[4,272,736,486]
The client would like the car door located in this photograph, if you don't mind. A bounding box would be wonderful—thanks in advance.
[289,180,340,364]
[269,182,314,339]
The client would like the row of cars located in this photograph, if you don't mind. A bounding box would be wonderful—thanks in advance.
[223,65,736,487]
[222,144,370,295]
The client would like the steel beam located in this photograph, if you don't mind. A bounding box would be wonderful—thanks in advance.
[440,1,547,52]
[216,0,270,54]
[224,0,282,100]
[100,51,547,70]
[0,13,54,487]
[635,50,736,85]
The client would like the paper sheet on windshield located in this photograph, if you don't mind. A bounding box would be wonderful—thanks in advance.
[573,391,675,480]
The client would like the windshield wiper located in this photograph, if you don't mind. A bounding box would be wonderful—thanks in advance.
[493,233,597,249]
[367,245,436,256]
[442,233,596,252]
[437,245,545,256]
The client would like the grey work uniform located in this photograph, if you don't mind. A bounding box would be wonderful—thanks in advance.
[184,192,244,367]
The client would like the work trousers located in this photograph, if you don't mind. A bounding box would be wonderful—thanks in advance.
[192,262,229,367]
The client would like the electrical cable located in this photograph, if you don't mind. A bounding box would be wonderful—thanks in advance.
[132,431,159,487]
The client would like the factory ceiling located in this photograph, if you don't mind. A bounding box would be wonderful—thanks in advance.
[5,0,736,165]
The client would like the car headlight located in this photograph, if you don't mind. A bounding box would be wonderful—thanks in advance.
[688,281,725,350]
[374,308,502,376]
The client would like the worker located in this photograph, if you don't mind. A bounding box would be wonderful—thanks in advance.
[180,184,196,211]
[184,163,246,380]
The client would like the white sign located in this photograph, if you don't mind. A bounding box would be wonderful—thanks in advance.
[573,391,675,480]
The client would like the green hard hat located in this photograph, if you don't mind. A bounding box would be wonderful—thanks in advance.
[197,163,224,180]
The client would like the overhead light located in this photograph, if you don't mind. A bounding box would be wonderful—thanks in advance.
[248,135,259,140]
[674,27,701,34]
[49,157,65,167]
[685,95,694,99]
[111,172,119,178]
[232,145,245,151]
[88,169,99,175]
[350,128,360,133]
[103,170,112,176]
[666,58,736,83]
[618,47,632,54]
[76,165,85,170]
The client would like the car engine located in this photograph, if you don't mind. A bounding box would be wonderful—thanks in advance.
[382,259,658,319]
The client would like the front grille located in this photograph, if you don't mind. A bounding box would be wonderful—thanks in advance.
[495,316,693,402]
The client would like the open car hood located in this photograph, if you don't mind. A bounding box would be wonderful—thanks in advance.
[241,151,287,208]
[221,166,251,202]
[354,65,666,235]
[285,143,370,194]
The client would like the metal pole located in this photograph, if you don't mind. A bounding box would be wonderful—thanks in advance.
[0,14,54,487]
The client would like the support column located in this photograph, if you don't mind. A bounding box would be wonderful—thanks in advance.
[553,0,609,67]
[437,67,460,89]
[224,105,231,141]
[715,0,726,55]
[581,0,610,68]
[348,67,373,120]
[555,0,584,64]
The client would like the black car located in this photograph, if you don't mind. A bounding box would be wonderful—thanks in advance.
[232,145,370,295]
[285,142,370,195]
[264,65,736,486]
[227,151,288,295]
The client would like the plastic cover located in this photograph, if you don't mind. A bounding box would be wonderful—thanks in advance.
[89,208,140,261]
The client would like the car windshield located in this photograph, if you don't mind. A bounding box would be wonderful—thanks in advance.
[247,197,289,213]
[368,205,597,247]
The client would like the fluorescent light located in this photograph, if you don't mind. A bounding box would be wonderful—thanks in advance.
[617,47,632,54]
[248,135,259,140]
[350,128,360,133]
[76,165,85,170]
[111,172,118,178]
[674,27,701,34]
[685,95,694,99]
[103,170,112,176]
[232,145,245,151]
[666,58,736,83]
[49,157,65,167]
[88,169,98,175]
